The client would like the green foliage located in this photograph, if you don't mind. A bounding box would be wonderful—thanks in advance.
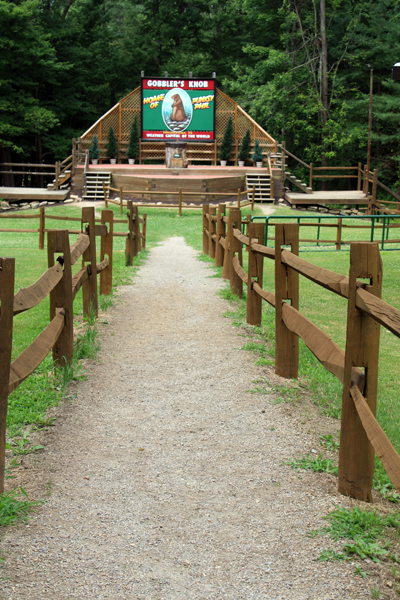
[0,488,42,527]
[238,129,251,162]
[251,139,263,163]
[5,433,43,456]
[219,117,233,161]
[106,127,117,159]
[89,135,100,160]
[287,454,338,475]
[127,115,139,159]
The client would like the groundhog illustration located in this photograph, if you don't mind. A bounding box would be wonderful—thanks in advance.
[171,94,187,122]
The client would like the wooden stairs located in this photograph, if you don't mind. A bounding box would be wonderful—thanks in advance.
[246,172,272,202]
[284,171,312,194]
[83,172,111,201]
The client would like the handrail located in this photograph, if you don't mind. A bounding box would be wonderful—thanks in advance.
[280,146,310,169]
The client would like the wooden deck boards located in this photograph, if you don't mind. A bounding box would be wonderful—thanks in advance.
[285,190,367,205]
[0,188,69,202]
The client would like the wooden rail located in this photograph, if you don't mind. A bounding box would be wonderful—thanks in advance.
[0,207,118,493]
[203,206,400,502]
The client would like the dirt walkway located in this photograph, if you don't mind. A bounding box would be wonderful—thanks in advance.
[1,238,377,599]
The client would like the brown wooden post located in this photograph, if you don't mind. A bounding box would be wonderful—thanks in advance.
[281,142,286,181]
[142,213,147,250]
[125,200,135,266]
[275,223,299,379]
[230,209,243,298]
[222,208,241,281]
[357,163,362,191]
[338,242,382,501]
[81,207,98,318]
[119,187,123,215]
[102,181,108,208]
[363,164,368,195]
[47,230,74,364]
[237,188,241,209]
[270,176,274,201]
[202,204,210,255]
[133,205,141,255]
[251,185,255,210]
[55,161,59,190]
[0,258,15,494]
[100,209,113,296]
[247,222,265,325]
[208,205,217,259]
[371,169,378,215]
[215,204,226,267]
[336,218,342,250]
[178,187,182,216]
[309,162,313,189]
[39,206,45,250]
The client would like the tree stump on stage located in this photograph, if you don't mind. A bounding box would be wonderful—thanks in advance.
[165,141,188,168]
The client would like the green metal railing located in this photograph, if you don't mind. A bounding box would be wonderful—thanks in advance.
[249,214,400,251]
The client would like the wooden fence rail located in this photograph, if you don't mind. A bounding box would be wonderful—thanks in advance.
[0,205,147,260]
[203,205,400,502]
[0,207,117,494]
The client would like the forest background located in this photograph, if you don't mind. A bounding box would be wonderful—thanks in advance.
[0,0,399,189]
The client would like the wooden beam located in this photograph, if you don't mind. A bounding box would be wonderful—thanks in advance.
[13,263,63,316]
[247,223,265,325]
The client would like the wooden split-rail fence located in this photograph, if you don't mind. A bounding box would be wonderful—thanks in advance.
[203,204,400,502]
[0,203,147,493]
[103,183,255,216]
[0,203,146,265]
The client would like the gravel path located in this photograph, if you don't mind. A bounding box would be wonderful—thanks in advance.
[1,238,380,599]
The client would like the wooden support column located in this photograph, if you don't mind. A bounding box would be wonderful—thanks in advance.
[371,169,378,215]
[48,229,74,363]
[247,222,265,325]
[142,214,147,250]
[363,164,368,195]
[336,218,342,250]
[222,208,241,281]
[39,206,45,250]
[0,258,15,494]
[119,188,123,215]
[82,207,98,318]
[230,209,243,298]
[275,223,299,379]
[178,188,182,217]
[208,205,217,259]
[215,204,226,267]
[133,205,141,256]
[338,242,382,502]
[357,163,362,191]
[309,163,313,189]
[202,204,209,255]
[100,209,113,296]
[125,200,135,266]
[237,188,241,209]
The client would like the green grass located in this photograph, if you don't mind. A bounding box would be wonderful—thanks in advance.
[0,488,42,528]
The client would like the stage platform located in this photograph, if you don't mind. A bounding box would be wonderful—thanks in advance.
[285,190,368,207]
[72,164,271,202]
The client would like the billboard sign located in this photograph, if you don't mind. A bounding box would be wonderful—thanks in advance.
[141,77,216,142]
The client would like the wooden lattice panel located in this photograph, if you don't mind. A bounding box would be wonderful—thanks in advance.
[79,86,276,162]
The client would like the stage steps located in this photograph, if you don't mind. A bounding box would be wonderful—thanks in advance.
[246,172,272,202]
[83,172,111,201]
[284,171,312,194]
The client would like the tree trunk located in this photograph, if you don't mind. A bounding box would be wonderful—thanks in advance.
[0,146,14,187]
[320,0,328,183]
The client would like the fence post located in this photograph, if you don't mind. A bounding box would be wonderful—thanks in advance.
[102,182,108,208]
[202,204,209,255]
[215,204,226,267]
[336,218,342,250]
[55,161,60,190]
[39,206,45,250]
[47,230,74,364]
[371,169,378,215]
[338,242,382,501]
[100,209,113,296]
[178,187,182,216]
[222,208,241,280]
[230,209,243,298]
[309,162,313,189]
[208,205,217,259]
[247,222,265,325]
[251,185,255,210]
[120,187,123,215]
[237,188,241,209]
[142,213,147,250]
[133,205,141,255]
[125,200,135,266]
[0,258,15,494]
[357,163,362,191]
[81,207,98,318]
[363,164,368,195]
[275,223,299,379]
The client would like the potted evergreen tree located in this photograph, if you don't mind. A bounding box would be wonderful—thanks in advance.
[89,134,100,165]
[238,129,250,167]
[107,127,118,164]
[251,139,263,167]
[127,115,139,165]
[218,118,233,166]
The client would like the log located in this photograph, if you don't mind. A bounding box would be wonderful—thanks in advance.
[356,287,400,338]
[70,232,90,265]
[232,255,249,286]
[13,263,63,316]
[72,267,89,301]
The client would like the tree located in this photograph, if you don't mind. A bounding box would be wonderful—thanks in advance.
[127,115,139,160]
[238,130,251,162]
[219,117,233,162]
[107,127,117,159]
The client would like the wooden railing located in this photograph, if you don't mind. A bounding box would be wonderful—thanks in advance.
[203,205,400,502]
[0,204,147,263]
[103,184,255,216]
[0,207,114,493]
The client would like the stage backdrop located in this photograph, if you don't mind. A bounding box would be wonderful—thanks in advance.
[141,77,216,142]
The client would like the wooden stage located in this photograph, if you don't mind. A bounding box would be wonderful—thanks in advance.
[285,190,368,207]
[0,187,70,203]
[73,164,271,201]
